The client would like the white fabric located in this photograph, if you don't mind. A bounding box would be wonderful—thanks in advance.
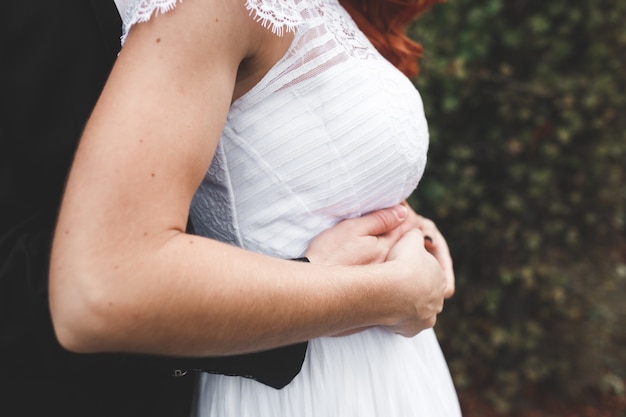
[113,0,125,16]
[117,0,462,416]
[245,0,304,35]
[116,0,302,41]
[115,0,182,44]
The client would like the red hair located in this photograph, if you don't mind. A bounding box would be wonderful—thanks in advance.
[339,0,443,78]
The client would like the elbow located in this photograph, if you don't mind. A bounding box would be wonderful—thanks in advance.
[51,312,98,354]
[49,268,122,354]
[49,287,104,354]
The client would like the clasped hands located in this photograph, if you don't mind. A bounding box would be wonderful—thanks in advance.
[305,202,454,337]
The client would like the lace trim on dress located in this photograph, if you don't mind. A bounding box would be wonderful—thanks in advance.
[120,0,183,44]
[244,0,303,36]
[119,0,302,44]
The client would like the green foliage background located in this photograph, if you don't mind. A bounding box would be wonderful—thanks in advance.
[408,0,626,412]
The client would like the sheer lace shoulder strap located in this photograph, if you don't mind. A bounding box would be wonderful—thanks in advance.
[245,0,303,36]
[117,0,302,44]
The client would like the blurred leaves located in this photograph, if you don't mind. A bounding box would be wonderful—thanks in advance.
[409,0,626,412]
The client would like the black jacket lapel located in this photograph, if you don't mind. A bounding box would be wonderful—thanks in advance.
[88,0,123,57]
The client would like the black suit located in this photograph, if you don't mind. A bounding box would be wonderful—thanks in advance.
[0,1,305,415]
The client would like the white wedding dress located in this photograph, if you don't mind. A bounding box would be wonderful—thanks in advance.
[115,0,462,415]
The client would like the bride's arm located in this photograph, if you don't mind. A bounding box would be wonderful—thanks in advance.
[49,0,446,357]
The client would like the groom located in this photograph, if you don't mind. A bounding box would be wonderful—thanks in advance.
[1,2,198,415]
[2,1,423,416]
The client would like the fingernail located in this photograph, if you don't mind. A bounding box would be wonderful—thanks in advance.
[393,205,408,220]
[424,235,433,243]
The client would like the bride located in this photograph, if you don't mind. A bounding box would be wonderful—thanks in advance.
[111,0,462,415]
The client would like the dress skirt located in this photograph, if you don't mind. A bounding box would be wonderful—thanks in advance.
[192,328,462,416]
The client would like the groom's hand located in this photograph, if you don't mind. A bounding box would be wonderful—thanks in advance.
[305,205,408,265]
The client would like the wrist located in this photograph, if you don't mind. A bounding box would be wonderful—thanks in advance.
[369,260,412,328]
[338,262,403,330]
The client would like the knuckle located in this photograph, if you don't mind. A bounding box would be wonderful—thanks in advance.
[372,210,394,230]
[423,218,436,229]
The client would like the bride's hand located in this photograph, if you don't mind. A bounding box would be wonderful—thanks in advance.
[304,205,409,265]
[332,226,448,338]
